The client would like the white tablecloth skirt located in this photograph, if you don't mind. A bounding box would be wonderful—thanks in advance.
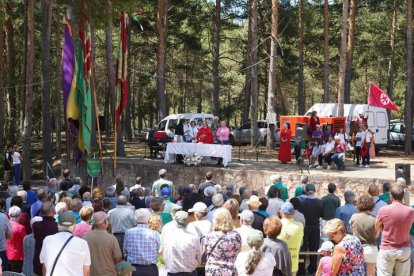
[163,143,232,166]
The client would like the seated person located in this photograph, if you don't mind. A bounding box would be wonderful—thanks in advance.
[293,137,307,161]
[332,135,346,170]
[310,140,323,168]
[322,135,335,169]
[147,126,161,158]
[311,124,323,142]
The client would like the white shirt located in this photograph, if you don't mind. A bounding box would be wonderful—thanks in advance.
[365,130,373,143]
[40,232,91,276]
[293,211,306,227]
[129,184,142,192]
[266,198,284,217]
[235,251,276,276]
[160,221,179,251]
[355,131,364,147]
[163,227,202,273]
[187,220,212,238]
[323,141,335,154]
[336,132,349,143]
[12,152,21,165]
[235,225,257,252]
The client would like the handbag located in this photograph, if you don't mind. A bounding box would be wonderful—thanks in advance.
[50,235,74,276]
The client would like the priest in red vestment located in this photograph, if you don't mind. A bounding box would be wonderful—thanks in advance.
[196,121,214,144]
[308,111,320,136]
[278,122,292,163]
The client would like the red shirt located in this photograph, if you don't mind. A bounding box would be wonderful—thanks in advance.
[196,127,214,144]
[6,220,27,260]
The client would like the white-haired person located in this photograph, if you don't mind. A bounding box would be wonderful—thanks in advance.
[6,206,27,272]
[124,208,160,276]
[73,206,94,238]
[39,211,91,276]
[22,216,42,276]
[331,135,346,170]
[204,208,241,276]
[207,193,224,222]
[235,230,276,276]
[54,201,68,222]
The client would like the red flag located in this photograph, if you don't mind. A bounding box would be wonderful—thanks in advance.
[114,12,128,128]
[368,83,399,111]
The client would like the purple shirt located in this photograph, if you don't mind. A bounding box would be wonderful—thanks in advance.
[323,131,335,143]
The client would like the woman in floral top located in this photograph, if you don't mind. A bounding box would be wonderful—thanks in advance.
[205,208,242,276]
[324,219,365,275]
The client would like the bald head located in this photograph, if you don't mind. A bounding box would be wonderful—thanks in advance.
[41,201,55,217]
[117,195,128,205]
[368,184,379,196]
[93,211,108,229]
[242,189,252,200]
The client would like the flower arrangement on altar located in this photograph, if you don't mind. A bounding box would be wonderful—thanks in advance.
[183,153,203,166]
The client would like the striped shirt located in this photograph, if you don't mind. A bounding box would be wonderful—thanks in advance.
[124,224,160,265]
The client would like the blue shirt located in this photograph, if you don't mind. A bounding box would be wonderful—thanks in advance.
[335,203,356,234]
[27,190,37,206]
[30,200,45,218]
[72,211,81,224]
[124,224,160,265]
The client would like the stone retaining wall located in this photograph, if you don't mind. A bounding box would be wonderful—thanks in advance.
[68,158,395,201]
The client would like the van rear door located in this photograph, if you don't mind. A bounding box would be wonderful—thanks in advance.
[375,110,388,147]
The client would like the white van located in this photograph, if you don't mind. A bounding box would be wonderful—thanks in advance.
[305,103,389,148]
[157,113,214,133]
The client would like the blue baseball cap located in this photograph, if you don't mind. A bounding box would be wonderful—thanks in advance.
[161,187,172,197]
[281,202,295,214]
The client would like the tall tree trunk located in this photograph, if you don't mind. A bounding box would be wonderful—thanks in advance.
[266,0,278,149]
[405,0,413,155]
[387,0,397,122]
[298,0,305,114]
[5,1,17,143]
[156,0,168,120]
[20,0,28,135]
[242,0,253,125]
[55,16,62,159]
[0,27,4,151]
[344,0,356,103]
[22,0,35,180]
[211,0,221,116]
[337,0,349,117]
[250,0,259,147]
[323,0,330,102]
[105,7,115,138]
[124,20,133,141]
[41,0,53,178]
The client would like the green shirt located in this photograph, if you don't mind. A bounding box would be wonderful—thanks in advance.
[379,193,391,204]
[272,182,289,202]
[159,212,173,225]
[294,185,305,197]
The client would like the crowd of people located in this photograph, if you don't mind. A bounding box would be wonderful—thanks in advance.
[0,169,413,276]
[278,111,376,170]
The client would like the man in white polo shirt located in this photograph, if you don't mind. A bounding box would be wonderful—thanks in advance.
[40,211,91,276]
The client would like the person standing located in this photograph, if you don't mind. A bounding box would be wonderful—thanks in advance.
[354,125,364,166]
[335,191,356,234]
[298,184,322,275]
[12,145,23,186]
[278,122,292,164]
[3,145,13,183]
[32,201,58,275]
[107,195,136,256]
[321,183,341,241]
[124,208,160,276]
[350,195,377,276]
[84,212,122,276]
[196,121,214,144]
[308,111,320,136]
[6,206,27,272]
[39,211,91,276]
[162,211,202,275]
[152,169,175,197]
[235,210,257,252]
[278,202,303,275]
[368,184,388,217]
[0,206,12,271]
[215,121,230,166]
[361,124,373,168]
[205,208,241,276]
[376,183,414,276]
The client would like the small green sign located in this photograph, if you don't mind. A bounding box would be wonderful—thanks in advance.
[87,159,101,177]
